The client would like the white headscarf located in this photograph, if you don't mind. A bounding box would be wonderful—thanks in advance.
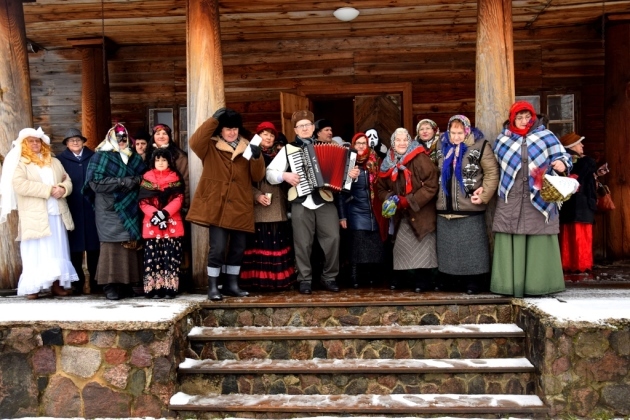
[96,124,133,165]
[0,127,51,224]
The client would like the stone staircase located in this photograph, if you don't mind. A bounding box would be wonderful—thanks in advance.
[169,291,547,418]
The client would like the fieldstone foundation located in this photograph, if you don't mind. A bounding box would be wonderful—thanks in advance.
[515,303,630,418]
[0,314,194,418]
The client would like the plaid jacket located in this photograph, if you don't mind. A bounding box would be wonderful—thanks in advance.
[493,122,572,221]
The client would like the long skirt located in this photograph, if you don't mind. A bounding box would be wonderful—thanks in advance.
[349,230,385,264]
[97,242,142,285]
[559,222,593,272]
[437,214,490,275]
[490,233,565,298]
[18,214,78,296]
[240,221,297,289]
[393,218,437,270]
[143,237,183,296]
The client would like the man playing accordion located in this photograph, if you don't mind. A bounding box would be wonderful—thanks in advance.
[266,110,359,294]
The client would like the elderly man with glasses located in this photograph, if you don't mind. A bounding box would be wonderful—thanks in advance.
[266,110,359,294]
[57,128,101,295]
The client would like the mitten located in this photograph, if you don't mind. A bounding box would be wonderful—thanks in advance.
[212,107,227,120]
[382,195,400,218]
[158,219,168,230]
[398,195,409,209]
[250,144,261,159]
[150,211,161,226]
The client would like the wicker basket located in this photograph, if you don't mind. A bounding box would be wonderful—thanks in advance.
[540,174,578,202]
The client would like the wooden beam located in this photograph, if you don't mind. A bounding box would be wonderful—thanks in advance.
[0,0,32,289]
[187,0,225,292]
[604,21,630,258]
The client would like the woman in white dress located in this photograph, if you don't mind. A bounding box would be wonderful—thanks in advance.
[0,127,78,299]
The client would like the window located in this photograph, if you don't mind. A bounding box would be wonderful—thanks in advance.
[148,108,174,131]
[546,94,574,138]
[515,95,541,114]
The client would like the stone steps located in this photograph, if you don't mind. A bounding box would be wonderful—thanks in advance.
[170,392,547,416]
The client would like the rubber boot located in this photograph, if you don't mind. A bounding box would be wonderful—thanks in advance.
[222,274,249,297]
[207,276,222,301]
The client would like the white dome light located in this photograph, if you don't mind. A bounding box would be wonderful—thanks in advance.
[333,7,360,22]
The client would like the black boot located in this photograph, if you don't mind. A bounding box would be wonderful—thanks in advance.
[414,269,432,293]
[207,276,222,301]
[351,264,359,288]
[222,274,249,297]
[103,284,120,300]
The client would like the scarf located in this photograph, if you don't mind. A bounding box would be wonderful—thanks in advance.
[261,141,281,166]
[83,151,146,240]
[508,101,537,136]
[494,121,572,222]
[96,124,133,165]
[379,141,427,195]
[415,118,440,161]
[139,168,184,209]
[440,115,473,197]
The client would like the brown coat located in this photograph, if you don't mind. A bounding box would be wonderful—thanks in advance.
[376,151,438,241]
[186,117,266,233]
[252,180,288,224]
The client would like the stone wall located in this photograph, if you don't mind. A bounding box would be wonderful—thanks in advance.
[515,305,630,418]
[0,314,193,418]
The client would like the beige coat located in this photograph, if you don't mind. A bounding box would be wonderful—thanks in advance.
[12,157,74,241]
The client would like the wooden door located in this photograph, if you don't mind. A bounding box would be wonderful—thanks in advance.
[280,92,310,140]
[354,95,402,149]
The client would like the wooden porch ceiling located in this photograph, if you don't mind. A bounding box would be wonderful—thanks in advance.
[22,0,630,50]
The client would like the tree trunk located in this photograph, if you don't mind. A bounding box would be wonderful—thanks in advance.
[0,0,32,289]
[604,21,630,258]
[187,0,225,291]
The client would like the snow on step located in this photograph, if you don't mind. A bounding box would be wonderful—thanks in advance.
[188,323,525,340]
[170,392,546,414]
[179,357,535,374]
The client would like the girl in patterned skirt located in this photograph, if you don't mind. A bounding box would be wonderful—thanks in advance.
[139,148,185,298]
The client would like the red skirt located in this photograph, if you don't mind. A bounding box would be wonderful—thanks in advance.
[559,222,593,272]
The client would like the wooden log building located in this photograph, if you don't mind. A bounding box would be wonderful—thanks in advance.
[0,0,629,290]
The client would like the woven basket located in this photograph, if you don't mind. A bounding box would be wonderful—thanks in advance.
[540,176,573,202]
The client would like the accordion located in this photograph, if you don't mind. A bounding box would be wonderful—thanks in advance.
[286,142,357,202]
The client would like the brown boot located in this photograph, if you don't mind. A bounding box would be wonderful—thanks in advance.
[51,280,70,297]
[26,293,39,300]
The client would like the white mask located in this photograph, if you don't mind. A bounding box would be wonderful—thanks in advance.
[366,129,379,148]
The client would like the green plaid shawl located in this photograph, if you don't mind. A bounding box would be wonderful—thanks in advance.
[83,151,146,240]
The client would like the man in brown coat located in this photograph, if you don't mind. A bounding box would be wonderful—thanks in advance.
[187,108,265,300]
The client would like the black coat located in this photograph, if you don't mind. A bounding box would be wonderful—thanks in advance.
[560,153,598,224]
[57,147,100,251]
[338,167,380,232]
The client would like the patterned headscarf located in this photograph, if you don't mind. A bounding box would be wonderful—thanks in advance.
[380,129,427,195]
[352,132,380,198]
[415,119,440,163]
[441,115,473,197]
[96,123,133,164]
[508,101,537,136]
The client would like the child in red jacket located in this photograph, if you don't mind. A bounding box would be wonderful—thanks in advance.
[139,148,185,298]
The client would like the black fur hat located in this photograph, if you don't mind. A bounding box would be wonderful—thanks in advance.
[213,108,243,136]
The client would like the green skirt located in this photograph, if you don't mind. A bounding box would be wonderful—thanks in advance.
[490,233,565,298]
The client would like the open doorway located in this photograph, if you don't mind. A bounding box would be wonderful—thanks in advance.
[312,98,354,143]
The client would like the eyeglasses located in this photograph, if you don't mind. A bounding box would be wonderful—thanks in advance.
[295,123,313,130]
[67,138,83,143]
[354,141,367,146]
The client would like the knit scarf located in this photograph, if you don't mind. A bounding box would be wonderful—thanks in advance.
[440,136,468,197]
[83,151,146,240]
[379,141,427,195]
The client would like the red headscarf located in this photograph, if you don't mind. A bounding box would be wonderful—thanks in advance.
[508,101,537,136]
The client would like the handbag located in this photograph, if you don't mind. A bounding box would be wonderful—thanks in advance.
[596,181,615,211]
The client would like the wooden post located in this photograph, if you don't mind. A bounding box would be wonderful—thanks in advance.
[0,0,32,289]
[475,0,514,253]
[187,0,225,291]
[604,20,630,258]
[475,0,514,141]
[69,38,114,150]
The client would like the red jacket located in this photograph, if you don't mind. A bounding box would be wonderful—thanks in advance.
[139,168,184,239]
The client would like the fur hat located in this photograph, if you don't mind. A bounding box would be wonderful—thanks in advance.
[560,132,584,149]
[314,119,333,137]
[213,109,243,136]
[291,110,314,127]
[134,128,150,142]
[256,121,277,137]
[63,128,87,145]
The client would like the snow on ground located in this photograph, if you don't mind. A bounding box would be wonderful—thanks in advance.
[523,287,630,325]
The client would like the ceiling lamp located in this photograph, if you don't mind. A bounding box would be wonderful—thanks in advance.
[333,7,360,22]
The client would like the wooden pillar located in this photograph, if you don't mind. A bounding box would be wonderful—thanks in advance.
[475,0,514,141]
[69,38,113,150]
[604,20,630,258]
[0,0,32,289]
[187,0,225,291]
